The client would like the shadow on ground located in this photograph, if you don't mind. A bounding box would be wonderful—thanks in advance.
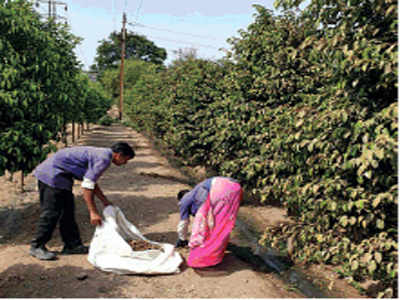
[0,263,129,298]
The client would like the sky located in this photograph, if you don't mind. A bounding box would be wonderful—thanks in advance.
[34,0,280,70]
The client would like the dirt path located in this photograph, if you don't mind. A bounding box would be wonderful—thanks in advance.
[0,123,306,298]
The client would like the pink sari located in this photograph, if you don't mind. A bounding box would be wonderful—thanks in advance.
[187,178,242,268]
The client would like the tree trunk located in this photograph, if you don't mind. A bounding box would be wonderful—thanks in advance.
[72,121,75,144]
[62,123,68,147]
[20,171,24,193]
[6,170,13,182]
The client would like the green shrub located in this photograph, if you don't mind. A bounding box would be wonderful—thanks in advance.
[97,115,114,126]
[121,1,397,296]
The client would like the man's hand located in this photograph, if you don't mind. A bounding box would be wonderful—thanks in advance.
[90,212,103,226]
[94,184,112,207]
[175,239,188,248]
[102,199,113,207]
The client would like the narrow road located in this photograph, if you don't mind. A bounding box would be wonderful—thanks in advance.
[0,123,301,298]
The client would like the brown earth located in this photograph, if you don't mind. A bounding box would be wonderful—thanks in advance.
[0,123,365,298]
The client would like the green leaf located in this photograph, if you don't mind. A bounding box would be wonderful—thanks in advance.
[351,260,359,271]
[361,220,367,228]
[386,262,393,273]
[374,252,382,263]
[339,215,348,227]
[349,216,357,225]
[376,219,385,229]
[316,234,324,243]
[364,170,372,179]
[328,201,337,211]
[295,119,304,128]
[368,260,377,273]
[356,200,365,209]
[372,197,381,208]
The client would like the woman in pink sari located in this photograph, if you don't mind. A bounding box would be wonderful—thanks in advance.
[176,177,242,268]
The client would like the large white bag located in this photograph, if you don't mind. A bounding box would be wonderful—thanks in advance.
[88,205,183,275]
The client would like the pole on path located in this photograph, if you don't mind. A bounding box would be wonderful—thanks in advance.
[119,12,126,121]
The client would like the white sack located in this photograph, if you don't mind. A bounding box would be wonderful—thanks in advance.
[88,205,183,275]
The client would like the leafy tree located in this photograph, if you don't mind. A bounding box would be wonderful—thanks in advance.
[125,55,231,165]
[91,31,167,75]
[100,59,164,100]
[0,0,112,182]
[0,0,81,176]
[84,78,112,123]
[124,62,168,134]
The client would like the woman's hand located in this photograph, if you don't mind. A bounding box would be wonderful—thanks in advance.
[175,239,188,248]
[102,198,113,207]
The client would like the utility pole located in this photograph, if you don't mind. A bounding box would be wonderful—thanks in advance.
[34,0,67,24]
[119,12,127,121]
[48,0,51,19]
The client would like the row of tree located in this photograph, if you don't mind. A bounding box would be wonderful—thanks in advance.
[0,0,111,181]
[97,0,397,297]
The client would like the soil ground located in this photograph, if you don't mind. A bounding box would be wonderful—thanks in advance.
[0,123,365,298]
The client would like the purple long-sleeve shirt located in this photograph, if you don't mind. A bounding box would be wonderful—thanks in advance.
[34,146,113,191]
[178,176,239,220]
[179,178,213,220]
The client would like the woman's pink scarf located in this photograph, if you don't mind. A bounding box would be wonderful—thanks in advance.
[187,178,242,268]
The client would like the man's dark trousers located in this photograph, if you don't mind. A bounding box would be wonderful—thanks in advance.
[31,181,82,248]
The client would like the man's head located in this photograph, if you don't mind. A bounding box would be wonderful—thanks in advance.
[111,142,135,166]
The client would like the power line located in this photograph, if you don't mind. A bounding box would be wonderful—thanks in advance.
[64,6,89,69]
[126,21,221,49]
[128,21,218,41]
[133,0,144,23]
[137,33,221,50]
[163,46,225,56]
[112,0,117,32]
[125,3,222,51]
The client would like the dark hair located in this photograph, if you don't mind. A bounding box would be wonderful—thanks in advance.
[111,142,135,158]
[177,189,190,201]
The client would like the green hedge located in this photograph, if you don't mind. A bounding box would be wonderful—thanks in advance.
[122,1,397,297]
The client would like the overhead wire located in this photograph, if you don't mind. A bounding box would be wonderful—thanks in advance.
[137,33,220,50]
[133,0,144,23]
[128,21,219,41]
[124,2,227,61]
[126,22,221,50]
[112,0,117,32]
[123,3,225,54]
[64,3,89,69]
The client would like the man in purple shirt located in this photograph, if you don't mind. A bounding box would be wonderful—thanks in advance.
[30,141,135,261]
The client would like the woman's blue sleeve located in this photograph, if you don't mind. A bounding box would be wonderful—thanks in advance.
[179,189,196,220]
